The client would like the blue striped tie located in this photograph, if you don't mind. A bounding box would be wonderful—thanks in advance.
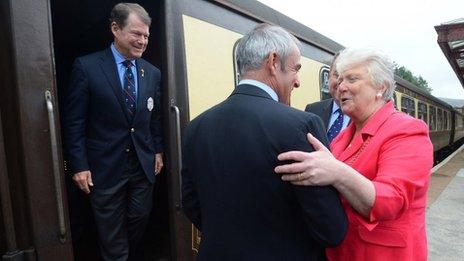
[327,109,344,143]
[122,60,136,117]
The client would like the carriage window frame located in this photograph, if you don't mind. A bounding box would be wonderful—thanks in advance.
[233,40,240,86]
[437,108,443,131]
[401,96,415,117]
[417,101,428,124]
[443,110,449,130]
[429,106,437,131]
[319,66,331,100]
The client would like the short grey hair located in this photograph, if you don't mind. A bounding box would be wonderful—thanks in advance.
[336,48,396,101]
[110,3,151,28]
[236,23,301,76]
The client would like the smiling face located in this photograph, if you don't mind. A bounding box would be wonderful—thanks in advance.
[273,47,302,105]
[337,64,386,127]
[111,13,149,59]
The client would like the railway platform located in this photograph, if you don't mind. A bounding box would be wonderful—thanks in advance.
[427,144,464,260]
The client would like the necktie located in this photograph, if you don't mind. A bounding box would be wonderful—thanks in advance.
[327,109,344,143]
[122,60,136,117]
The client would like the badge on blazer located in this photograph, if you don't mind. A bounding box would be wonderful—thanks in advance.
[147,97,154,111]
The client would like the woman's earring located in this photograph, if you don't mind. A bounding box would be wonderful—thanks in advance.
[376,93,382,98]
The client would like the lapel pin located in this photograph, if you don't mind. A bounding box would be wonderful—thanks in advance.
[141,68,145,78]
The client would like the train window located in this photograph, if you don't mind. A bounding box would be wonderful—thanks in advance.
[393,92,398,109]
[429,106,437,131]
[437,108,443,131]
[319,67,331,100]
[444,110,449,130]
[401,96,415,117]
[418,102,428,124]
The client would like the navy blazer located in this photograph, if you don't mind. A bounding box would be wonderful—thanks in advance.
[305,98,334,130]
[182,85,347,261]
[64,48,163,188]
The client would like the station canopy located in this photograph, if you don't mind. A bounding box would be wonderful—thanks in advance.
[435,18,464,89]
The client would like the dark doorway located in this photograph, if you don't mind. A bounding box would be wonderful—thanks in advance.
[49,0,171,260]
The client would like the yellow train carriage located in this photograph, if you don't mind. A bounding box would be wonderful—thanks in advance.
[1,0,463,260]
[394,78,454,151]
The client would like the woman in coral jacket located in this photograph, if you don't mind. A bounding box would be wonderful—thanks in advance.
[275,48,433,261]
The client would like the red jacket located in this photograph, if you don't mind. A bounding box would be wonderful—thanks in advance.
[327,101,433,261]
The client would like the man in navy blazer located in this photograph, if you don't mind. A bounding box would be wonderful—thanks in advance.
[63,3,163,260]
[182,24,347,261]
[305,54,349,142]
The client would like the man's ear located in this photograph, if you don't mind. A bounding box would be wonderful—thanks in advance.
[110,22,119,35]
[267,52,279,76]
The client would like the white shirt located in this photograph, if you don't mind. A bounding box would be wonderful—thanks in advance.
[238,79,278,102]
[327,101,350,131]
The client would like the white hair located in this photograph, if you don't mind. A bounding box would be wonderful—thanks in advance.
[336,48,396,101]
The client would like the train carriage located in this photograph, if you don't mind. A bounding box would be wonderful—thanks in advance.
[393,77,464,153]
[0,0,462,260]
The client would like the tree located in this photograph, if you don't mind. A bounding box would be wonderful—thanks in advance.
[394,65,432,94]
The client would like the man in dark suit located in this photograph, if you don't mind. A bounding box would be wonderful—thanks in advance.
[63,3,163,260]
[305,54,350,143]
[182,24,347,261]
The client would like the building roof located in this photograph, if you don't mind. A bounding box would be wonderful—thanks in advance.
[435,19,464,89]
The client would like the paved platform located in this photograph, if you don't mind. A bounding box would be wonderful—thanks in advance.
[427,146,464,260]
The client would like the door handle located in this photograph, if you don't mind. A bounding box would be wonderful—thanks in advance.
[170,104,182,210]
[45,90,67,243]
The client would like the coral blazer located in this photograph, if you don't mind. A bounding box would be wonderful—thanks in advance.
[326,101,433,261]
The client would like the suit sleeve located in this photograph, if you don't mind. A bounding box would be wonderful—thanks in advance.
[291,115,348,247]
[181,124,202,230]
[150,68,163,153]
[63,59,90,174]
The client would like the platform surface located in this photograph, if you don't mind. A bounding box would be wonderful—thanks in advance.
[427,147,464,260]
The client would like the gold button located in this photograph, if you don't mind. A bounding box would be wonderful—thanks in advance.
[130,128,135,133]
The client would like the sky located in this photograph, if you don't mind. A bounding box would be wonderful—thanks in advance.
[257,0,464,99]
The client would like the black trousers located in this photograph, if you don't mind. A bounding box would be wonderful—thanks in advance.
[90,151,154,261]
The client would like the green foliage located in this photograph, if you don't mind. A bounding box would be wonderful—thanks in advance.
[394,64,433,94]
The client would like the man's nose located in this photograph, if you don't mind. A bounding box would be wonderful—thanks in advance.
[294,77,300,88]
[138,37,148,45]
[338,81,347,91]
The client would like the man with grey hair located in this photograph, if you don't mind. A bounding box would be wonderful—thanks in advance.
[64,3,163,260]
[305,53,351,143]
[182,23,347,260]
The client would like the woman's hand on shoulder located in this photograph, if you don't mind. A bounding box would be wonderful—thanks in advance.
[275,133,345,186]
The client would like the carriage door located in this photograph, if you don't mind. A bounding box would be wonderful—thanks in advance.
[0,0,74,260]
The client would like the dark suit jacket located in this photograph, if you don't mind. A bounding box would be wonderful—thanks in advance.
[305,98,334,130]
[182,84,347,261]
[64,48,163,188]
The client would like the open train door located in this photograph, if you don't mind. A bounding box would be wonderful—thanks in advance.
[0,0,73,260]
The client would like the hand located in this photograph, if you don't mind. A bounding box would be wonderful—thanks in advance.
[72,170,93,194]
[274,133,343,186]
[154,153,164,175]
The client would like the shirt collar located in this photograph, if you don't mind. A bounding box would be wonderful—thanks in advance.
[238,79,278,102]
[110,43,135,66]
[332,100,342,114]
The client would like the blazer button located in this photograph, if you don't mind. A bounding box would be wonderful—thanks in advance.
[125,148,130,153]
[130,128,135,133]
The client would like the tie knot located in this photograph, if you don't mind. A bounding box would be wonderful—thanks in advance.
[122,60,132,68]
[336,108,343,116]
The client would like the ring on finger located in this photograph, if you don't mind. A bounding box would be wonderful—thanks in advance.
[298,173,303,180]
